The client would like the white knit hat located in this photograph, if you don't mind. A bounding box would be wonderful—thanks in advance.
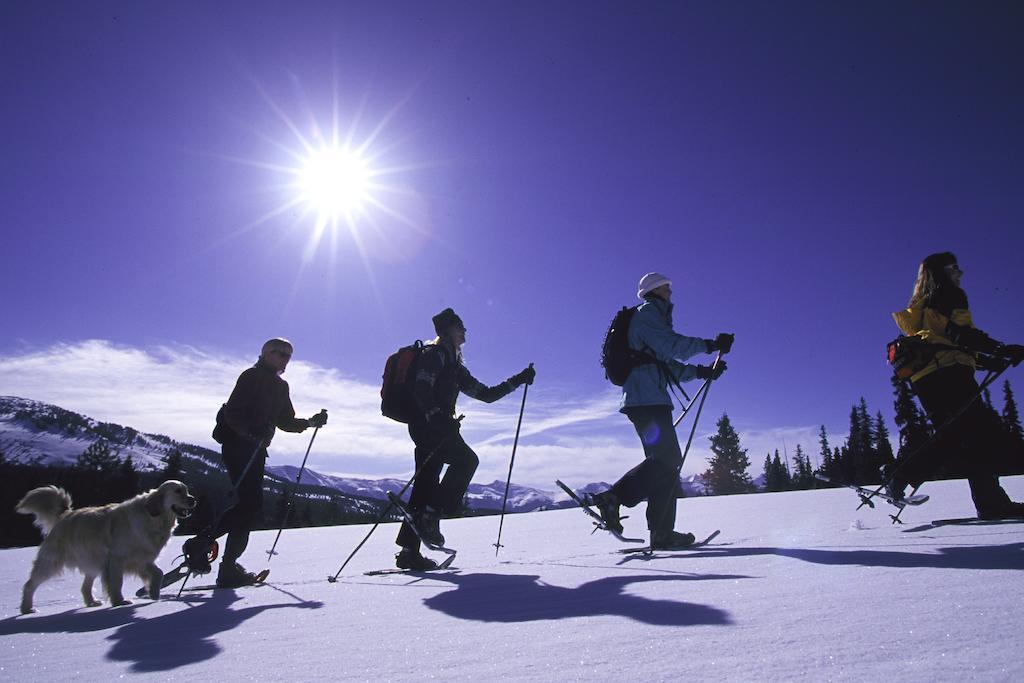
[637,272,671,299]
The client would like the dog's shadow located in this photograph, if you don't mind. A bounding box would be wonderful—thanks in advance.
[1,587,322,672]
[104,589,323,672]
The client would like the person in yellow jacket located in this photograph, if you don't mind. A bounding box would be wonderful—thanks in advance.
[889,252,1024,519]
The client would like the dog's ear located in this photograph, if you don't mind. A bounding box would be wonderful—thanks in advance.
[144,490,164,517]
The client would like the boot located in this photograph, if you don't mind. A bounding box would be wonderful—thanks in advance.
[395,548,439,571]
[978,501,1024,521]
[650,529,696,550]
[881,464,906,503]
[588,490,623,534]
[413,507,445,547]
[216,562,259,588]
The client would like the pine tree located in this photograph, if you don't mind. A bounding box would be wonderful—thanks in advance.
[161,449,184,481]
[762,454,774,492]
[874,412,895,471]
[792,444,814,489]
[817,425,839,483]
[1002,380,1024,444]
[766,450,790,492]
[76,441,119,474]
[702,413,753,495]
[891,375,932,465]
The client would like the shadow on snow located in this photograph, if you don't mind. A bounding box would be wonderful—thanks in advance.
[619,542,1024,571]
[0,586,323,673]
[418,571,741,626]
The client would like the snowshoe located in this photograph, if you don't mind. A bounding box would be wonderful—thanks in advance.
[650,529,697,550]
[216,562,264,589]
[395,549,439,571]
[587,490,624,535]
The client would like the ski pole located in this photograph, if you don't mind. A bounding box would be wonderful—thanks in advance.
[327,415,464,582]
[494,363,533,555]
[673,376,711,428]
[678,351,723,474]
[266,409,327,561]
[858,358,1010,511]
[656,350,724,531]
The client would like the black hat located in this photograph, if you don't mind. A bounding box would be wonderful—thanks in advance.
[432,308,464,336]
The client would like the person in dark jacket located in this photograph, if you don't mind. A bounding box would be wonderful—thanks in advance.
[206,338,327,587]
[395,308,535,570]
[591,272,733,549]
[889,252,1024,518]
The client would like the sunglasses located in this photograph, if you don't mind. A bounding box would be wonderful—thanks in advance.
[271,349,292,358]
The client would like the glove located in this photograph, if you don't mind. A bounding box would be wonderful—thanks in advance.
[307,410,328,429]
[704,333,735,355]
[997,344,1024,367]
[695,360,727,381]
[509,365,536,387]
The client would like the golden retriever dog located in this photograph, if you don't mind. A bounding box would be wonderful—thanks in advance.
[16,480,196,614]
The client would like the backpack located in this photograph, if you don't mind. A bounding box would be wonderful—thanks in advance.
[887,335,938,381]
[212,403,230,444]
[381,341,424,423]
[601,306,657,386]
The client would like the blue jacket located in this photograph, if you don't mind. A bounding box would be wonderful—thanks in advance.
[620,297,709,411]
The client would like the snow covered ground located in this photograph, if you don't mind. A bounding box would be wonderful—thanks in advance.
[2,477,1022,681]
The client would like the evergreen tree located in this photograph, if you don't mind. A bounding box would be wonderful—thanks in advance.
[702,413,753,495]
[1002,380,1024,444]
[874,412,895,469]
[792,444,814,489]
[76,441,119,475]
[763,450,790,492]
[161,448,184,481]
[817,425,840,483]
[116,456,140,499]
[762,454,774,491]
[891,375,932,465]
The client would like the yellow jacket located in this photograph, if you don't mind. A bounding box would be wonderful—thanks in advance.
[892,302,976,382]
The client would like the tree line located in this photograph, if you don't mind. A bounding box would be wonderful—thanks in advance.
[701,379,1024,496]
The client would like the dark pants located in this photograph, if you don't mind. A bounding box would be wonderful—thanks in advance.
[395,422,479,551]
[611,406,682,533]
[907,365,1012,515]
[212,437,267,564]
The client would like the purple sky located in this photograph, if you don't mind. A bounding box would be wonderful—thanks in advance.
[2,2,1023,485]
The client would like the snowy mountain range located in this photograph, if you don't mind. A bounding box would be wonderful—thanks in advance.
[1,395,710,513]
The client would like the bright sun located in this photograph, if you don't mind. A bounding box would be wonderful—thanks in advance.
[298,146,371,218]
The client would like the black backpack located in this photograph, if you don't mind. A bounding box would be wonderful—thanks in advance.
[601,306,657,386]
[381,341,424,423]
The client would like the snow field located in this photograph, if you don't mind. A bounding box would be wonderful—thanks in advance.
[1,477,1022,681]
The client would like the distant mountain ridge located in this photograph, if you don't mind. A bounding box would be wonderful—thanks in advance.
[2,396,646,513]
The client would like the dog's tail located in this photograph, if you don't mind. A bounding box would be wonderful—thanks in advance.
[15,486,73,536]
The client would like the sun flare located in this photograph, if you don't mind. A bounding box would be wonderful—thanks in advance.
[298,146,371,218]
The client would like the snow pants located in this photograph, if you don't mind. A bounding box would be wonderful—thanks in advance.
[213,437,267,564]
[612,405,682,533]
[908,364,1014,516]
[396,422,479,551]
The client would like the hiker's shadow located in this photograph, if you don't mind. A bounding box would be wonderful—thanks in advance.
[420,572,744,626]
[105,588,322,673]
[640,542,1024,571]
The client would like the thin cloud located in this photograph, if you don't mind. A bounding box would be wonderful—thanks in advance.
[1,341,827,489]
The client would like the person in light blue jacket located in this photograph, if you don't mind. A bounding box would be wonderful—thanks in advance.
[592,272,732,549]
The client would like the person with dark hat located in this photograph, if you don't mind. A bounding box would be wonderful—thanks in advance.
[889,252,1024,518]
[395,308,535,570]
[201,338,328,587]
[590,272,733,549]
